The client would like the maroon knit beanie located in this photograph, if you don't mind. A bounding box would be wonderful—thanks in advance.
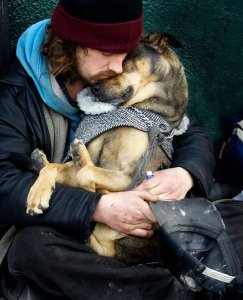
[51,0,143,53]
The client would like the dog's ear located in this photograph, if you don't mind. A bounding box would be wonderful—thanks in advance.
[141,33,183,54]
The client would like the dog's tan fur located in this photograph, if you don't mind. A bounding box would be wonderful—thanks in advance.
[27,33,188,258]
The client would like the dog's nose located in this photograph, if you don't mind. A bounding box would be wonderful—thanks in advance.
[91,84,102,96]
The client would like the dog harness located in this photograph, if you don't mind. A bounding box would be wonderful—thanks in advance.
[66,107,175,186]
[74,107,174,159]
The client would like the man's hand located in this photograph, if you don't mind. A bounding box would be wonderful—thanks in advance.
[92,190,157,238]
[134,167,194,200]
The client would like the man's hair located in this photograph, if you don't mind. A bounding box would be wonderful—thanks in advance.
[41,24,84,84]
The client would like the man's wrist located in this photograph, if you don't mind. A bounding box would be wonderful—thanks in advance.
[176,167,194,191]
[92,194,108,223]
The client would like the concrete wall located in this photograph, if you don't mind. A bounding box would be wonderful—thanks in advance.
[8,0,243,142]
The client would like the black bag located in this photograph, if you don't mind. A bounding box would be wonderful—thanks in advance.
[150,197,243,298]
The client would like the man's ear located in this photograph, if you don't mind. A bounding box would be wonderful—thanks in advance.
[141,33,183,54]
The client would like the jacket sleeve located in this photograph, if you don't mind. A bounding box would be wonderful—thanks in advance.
[0,85,100,236]
[171,115,215,198]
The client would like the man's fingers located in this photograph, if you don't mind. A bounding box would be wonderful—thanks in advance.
[132,190,158,201]
[158,193,185,201]
[148,196,161,202]
[157,193,171,200]
[143,181,160,191]
[129,228,154,238]
[124,222,153,231]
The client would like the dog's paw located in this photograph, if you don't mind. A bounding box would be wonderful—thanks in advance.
[70,138,85,163]
[31,148,49,168]
[26,168,56,215]
[26,191,52,216]
[26,185,53,215]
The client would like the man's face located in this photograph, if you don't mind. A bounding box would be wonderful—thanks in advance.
[75,47,127,85]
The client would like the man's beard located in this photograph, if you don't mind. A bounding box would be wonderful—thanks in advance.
[82,72,117,86]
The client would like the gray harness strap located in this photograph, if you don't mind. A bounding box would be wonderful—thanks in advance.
[131,124,172,188]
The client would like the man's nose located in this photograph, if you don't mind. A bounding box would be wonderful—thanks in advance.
[108,53,127,74]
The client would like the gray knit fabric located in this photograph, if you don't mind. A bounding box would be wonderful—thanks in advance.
[65,107,174,161]
[42,104,68,163]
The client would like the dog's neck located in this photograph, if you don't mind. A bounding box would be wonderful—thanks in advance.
[77,88,117,115]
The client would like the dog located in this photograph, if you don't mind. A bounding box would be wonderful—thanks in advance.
[25,33,189,261]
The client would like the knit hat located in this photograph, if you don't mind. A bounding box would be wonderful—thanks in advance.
[51,0,143,53]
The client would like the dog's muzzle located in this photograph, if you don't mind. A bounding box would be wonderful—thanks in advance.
[91,83,105,100]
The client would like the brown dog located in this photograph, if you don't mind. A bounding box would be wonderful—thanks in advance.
[26,33,189,260]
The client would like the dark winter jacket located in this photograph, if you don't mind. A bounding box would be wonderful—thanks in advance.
[0,55,215,238]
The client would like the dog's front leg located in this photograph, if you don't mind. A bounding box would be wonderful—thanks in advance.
[27,165,58,215]
[77,165,131,193]
[69,139,97,192]
[71,138,95,168]
[26,162,77,215]
[71,138,132,192]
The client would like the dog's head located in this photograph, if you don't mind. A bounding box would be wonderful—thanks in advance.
[78,33,188,127]
[90,33,188,125]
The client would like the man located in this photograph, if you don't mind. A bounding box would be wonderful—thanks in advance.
[0,0,215,299]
